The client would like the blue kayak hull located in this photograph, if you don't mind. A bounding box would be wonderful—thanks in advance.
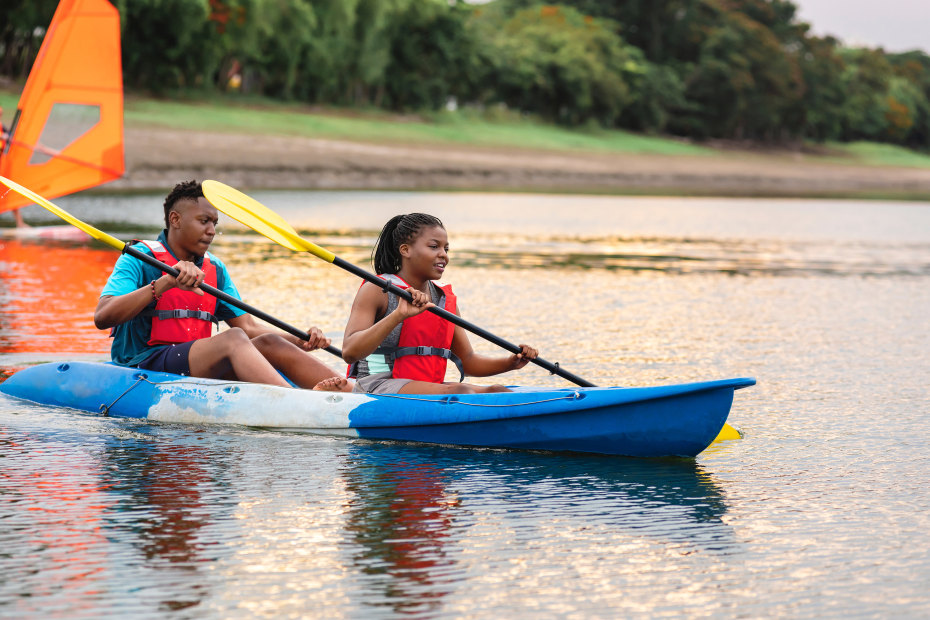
[0,362,755,457]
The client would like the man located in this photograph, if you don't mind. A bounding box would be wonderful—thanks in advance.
[0,107,27,228]
[94,180,350,391]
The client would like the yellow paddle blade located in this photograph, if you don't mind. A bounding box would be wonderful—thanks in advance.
[203,180,298,237]
[0,175,124,251]
[712,422,742,443]
[202,180,336,263]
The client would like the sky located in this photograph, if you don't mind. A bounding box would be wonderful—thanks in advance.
[794,0,929,53]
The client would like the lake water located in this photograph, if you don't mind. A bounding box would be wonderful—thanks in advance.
[1,191,929,617]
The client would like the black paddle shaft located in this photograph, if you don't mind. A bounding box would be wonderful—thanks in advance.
[122,243,343,358]
[333,257,597,388]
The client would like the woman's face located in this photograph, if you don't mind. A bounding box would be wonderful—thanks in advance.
[401,226,449,280]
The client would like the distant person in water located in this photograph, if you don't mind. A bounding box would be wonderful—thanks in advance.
[0,107,27,228]
[341,212,539,394]
[94,179,351,391]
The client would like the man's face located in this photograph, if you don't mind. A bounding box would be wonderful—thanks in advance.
[168,197,218,258]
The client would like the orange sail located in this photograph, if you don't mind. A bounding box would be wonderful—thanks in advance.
[0,0,123,214]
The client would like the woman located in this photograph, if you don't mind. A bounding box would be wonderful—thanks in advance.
[341,213,538,394]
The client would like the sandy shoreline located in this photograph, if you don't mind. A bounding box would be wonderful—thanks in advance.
[104,126,930,198]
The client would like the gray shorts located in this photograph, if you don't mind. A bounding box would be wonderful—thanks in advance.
[353,371,412,395]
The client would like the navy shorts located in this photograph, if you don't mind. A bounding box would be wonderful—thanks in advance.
[137,341,196,376]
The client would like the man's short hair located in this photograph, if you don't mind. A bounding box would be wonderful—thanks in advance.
[163,180,204,228]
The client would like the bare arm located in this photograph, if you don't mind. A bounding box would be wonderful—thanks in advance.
[341,282,432,364]
[224,313,330,351]
[451,312,538,378]
[93,261,204,329]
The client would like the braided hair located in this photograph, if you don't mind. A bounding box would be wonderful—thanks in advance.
[163,180,204,228]
[372,213,445,275]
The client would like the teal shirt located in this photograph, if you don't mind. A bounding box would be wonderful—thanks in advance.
[100,231,245,366]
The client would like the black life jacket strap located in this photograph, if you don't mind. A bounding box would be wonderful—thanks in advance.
[386,346,465,382]
[142,308,219,324]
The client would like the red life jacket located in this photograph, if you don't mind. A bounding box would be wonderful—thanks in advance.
[138,240,219,346]
[349,274,462,383]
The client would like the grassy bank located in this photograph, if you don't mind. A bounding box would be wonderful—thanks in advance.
[123,95,714,156]
[824,141,930,168]
[4,88,930,168]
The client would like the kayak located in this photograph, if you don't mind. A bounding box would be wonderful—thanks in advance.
[0,361,755,457]
[0,225,91,241]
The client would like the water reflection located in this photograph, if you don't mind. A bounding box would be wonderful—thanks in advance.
[340,442,735,612]
[0,426,112,616]
[99,428,233,613]
[0,238,112,359]
[341,444,458,616]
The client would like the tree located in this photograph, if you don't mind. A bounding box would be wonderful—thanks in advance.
[675,7,804,140]
[837,47,893,141]
[472,5,640,126]
[0,1,59,79]
[792,34,847,142]
[888,51,930,149]
[380,0,478,111]
[244,0,317,99]
[619,56,687,134]
[114,0,222,92]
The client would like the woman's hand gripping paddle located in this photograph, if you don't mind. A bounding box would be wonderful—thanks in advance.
[0,175,342,358]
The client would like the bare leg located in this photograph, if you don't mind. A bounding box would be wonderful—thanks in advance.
[13,209,29,228]
[188,328,291,387]
[398,381,510,395]
[251,333,351,391]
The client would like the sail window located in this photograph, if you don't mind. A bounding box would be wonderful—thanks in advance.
[29,103,101,165]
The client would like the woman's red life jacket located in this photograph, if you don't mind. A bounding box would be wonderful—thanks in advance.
[138,240,219,346]
[350,274,462,383]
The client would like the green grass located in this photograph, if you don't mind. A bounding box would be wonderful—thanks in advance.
[123,95,711,156]
[826,141,930,168]
[0,91,19,113]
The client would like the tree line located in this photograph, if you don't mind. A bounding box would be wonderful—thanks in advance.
[2,0,928,149]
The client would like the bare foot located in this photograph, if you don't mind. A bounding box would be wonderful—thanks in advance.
[312,376,352,392]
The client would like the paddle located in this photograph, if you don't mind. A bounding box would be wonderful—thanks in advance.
[0,175,342,358]
[200,181,745,441]
[1,175,740,442]
[201,180,596,387]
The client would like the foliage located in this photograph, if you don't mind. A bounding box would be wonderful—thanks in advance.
[380,0,478,111]
[471,5,640,126]
[111,0,220,92]
[793,35,847,142]
[0,0,58,79]
[887,51,930,148]
[0,0,928,151]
